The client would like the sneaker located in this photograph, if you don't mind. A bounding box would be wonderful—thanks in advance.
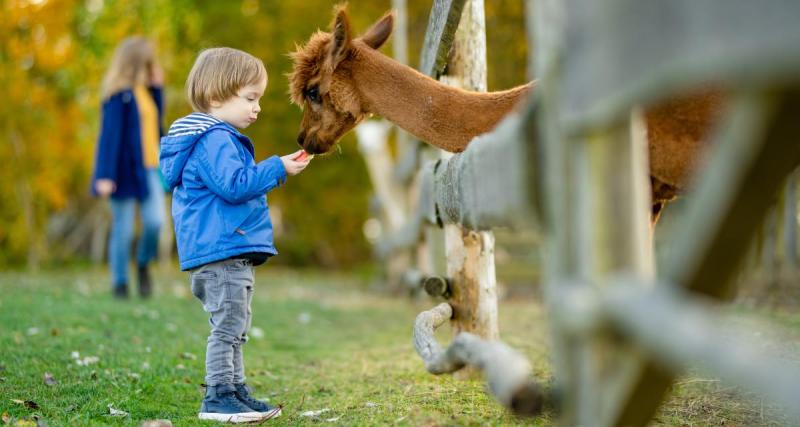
[234,383,282,419]
[112,283,129,299]
[199,384,264,423]
[137,264,152,298]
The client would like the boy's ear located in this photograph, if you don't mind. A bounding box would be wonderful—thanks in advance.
[360,10,394,50]
[328,7,352,70]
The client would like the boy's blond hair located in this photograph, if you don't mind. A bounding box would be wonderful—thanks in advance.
[186,47,267,112]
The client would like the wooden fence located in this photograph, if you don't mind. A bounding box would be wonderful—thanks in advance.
[363,0,800,424]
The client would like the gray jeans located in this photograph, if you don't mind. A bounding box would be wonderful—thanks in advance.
[190,258,254,386]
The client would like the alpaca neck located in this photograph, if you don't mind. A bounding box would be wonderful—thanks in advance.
[351,42,532,152]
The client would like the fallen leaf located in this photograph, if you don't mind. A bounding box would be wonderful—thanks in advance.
[140,419,173,427]
[325,416,341,422]
[179,352,196,360]
[49,328,59,336]
[43,373,56,386]
[26,327,39,336]
[2,412,9,423]
[76,356,99,366]
[300,408,330,417]
[107,404,128,417]
[365,402,378,408]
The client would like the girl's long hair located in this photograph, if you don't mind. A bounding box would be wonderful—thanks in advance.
[101,36,157,99]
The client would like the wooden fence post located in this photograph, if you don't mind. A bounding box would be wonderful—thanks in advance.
[439,0,500,347]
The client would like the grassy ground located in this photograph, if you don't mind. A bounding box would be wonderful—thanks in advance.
[0,266,798,426]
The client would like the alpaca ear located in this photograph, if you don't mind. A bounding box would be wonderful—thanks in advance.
[329,8,352,69]
[360,11,394,50]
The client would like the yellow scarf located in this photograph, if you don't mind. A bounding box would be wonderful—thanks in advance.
[133,85,160,168]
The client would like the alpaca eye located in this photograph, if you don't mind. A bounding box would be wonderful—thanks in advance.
[306,87,321,103]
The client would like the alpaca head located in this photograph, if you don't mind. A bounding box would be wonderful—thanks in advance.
[289,6,394,154]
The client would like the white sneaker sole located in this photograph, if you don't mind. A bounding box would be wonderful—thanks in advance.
[198,411,264,423]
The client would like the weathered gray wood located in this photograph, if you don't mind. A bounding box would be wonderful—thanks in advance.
[607,90,800,425]
[376,101,536,262]
[532,0,800,424]
[783,170,798,270]
[664,90,800,297]
[438,0,499,355]
[600,282,800,420]
[419,0,467,78]
[432,103,537,230]
[531,0,660,424]
[558,0,800,130]
[412,303,544,415]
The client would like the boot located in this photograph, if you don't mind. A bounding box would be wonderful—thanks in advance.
[112,283,129,299]
[137,264,152,298]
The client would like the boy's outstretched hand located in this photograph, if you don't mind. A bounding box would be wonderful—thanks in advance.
[280,150,312,176]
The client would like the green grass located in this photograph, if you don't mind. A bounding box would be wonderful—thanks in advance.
[0,267,798,425]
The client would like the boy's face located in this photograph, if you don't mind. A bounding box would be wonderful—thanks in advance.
[208,77,268,129]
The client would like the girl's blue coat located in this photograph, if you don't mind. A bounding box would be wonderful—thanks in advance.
[91,87,164,200]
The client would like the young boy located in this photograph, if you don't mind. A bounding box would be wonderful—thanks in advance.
[160,47,310,423]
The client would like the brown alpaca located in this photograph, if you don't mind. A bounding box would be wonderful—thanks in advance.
[289,7,725,220]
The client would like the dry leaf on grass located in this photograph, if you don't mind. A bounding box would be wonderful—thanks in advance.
[139,419,173,427]
[300,408,330,417]
[107,404,128,417]
[43,372,56,386]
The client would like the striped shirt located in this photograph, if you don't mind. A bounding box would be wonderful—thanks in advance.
[167,112,222,138]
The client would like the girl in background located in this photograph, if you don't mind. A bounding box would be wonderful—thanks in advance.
[91,36,165,299]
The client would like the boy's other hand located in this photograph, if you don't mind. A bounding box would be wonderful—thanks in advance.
[281,150,311,176]
[95,179,116,198]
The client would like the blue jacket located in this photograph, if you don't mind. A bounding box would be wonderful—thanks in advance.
[91,87,164,200]
[159,113,287,271]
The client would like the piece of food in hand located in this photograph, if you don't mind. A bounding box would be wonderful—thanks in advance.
[293,150,314,161]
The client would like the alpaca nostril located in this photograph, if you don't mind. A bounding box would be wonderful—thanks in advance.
[296,131,306,148]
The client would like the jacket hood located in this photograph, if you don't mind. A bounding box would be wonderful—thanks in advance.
[160,112,226,190]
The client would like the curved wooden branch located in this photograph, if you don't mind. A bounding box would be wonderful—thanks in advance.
[412,303,546,416]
